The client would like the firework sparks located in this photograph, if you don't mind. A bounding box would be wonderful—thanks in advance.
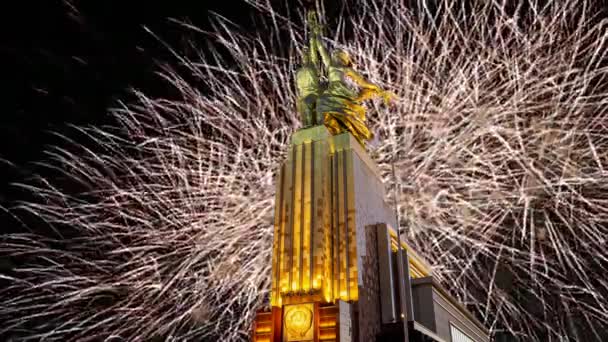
[2,0,608,341]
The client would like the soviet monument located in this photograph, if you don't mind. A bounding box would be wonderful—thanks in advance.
[252,10,490,342]
[295,11,392,146]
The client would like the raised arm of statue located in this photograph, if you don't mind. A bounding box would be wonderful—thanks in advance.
[304,11,323,69]
[308,26,319,67]
[315,36,331,68]
[307,13,331,68]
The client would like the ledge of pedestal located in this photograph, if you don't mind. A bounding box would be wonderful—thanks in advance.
[291,125,333,145]
[291,125,383,181]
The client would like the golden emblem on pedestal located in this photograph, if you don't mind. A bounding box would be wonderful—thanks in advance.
[283,304,314,341]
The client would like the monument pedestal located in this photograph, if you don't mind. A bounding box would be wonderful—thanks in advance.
[254,126,398,342]
[252,126,488,342]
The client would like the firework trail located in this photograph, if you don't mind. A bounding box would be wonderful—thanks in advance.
[2,0,608,341]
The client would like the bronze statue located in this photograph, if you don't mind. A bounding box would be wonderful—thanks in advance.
[298,10,393,146]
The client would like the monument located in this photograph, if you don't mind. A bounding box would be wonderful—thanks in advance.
[252,10,490,342]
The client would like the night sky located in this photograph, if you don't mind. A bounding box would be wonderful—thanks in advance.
[0,1,250,190]
[0,0,351,208]
[0,3,296,337]
[0,3,290,291]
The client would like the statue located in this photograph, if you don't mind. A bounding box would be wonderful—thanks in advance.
[298,10,393,146]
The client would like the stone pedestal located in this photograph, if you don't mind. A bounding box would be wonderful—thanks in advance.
[271,125,396,308]
[255,125,489,342]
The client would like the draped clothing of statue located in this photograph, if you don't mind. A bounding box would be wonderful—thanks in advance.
[317,64,375,145]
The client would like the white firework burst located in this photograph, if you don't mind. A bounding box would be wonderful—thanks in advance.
[1,0,607,341]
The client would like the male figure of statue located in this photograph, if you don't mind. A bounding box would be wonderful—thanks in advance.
[295,11,322,128]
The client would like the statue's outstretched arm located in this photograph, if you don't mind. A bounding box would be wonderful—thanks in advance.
[346,68,394,104]
[345,68,381,90]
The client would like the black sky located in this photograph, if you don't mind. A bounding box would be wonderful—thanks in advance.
[0,1,267,206]
[0,1,295,325]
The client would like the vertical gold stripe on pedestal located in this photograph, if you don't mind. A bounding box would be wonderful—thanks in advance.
[280,158,293,292]
[292,144,303,292]
[342,150,350,300]
[337,150,347,300]
[331,152,339,301]
[323,142,333,300]
[271,163,286,305]
[301,142,311,291]
[345,150,358,300]
[286,147,296,292]
[308,141,315,291]
[280,154,292,296]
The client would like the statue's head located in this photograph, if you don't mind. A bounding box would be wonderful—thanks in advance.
[332,49,353,67]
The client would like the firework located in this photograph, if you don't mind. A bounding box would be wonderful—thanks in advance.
[2,0,607,341]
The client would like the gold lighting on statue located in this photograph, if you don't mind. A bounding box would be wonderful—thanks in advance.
[295,10,394,147]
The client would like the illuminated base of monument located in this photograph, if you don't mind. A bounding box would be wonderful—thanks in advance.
[252,126,489,342]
